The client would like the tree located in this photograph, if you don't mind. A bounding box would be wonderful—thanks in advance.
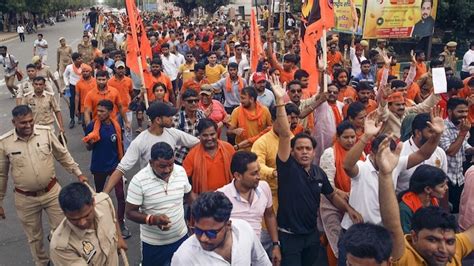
[174,0,198,17]
[196,0,229,15]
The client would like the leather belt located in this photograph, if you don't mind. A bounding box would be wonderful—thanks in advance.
[15,177,57,197]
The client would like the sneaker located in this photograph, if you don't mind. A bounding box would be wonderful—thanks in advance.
[69,120,75,129]
[120,223,131,239]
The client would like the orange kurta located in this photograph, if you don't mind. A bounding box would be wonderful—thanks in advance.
[107,76,133,112]
[75,77,97,112]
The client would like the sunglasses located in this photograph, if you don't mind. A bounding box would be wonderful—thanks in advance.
[192,224,226,239]
[186,99,199,104]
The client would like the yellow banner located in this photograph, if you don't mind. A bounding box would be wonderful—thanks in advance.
[333,0,365,35]
[363,0,438,39]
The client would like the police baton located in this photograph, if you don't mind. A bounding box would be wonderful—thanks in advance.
[53,112,67,147]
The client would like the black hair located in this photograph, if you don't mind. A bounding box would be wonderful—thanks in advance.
[102,48,110,54]
[71,52,82,61]
[12,105,32,117]
[95,70,109,78]
[290,133,317,149]
[421,0,433,7]
[447,77,464,92]
[387,75,398,83]
[467,78,474,87]
[241,86,258,101]
[336,120,356,136]
[32,76,46,83]
[97,99,114,111]
[355,81,373,92]
[91,39,98,47]
[411,112,431,135]
[371,134,396,153]
[37,33,43,37]
[58,182,93,213]
[94,56,105,66]
[196,118,217,134]
[430,59,443,68]
[285,102,301,116]
[287,80,302,90]
[339,223,393,264]
[0,45,6,50]
[411,206,457,232]
[391,80,407,90]
[230,151,258,174]
[151,58,162,66]
[447,98,468,111]
[283,54,298,64]
[294,69,309,80]
[360,59,371,66]
[150,142,174,160]
[228,62,239,70]
[26,63,36,69]
[399,165,447,200]
[191,191,233,223]
[161,43,170,49]
[194,63,206,72]
[368,50,379,60]
[181,88,199,100]
[152,82,167,93]
[347,102,365,120]
[415,50,425,58]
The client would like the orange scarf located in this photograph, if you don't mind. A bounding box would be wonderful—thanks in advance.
[192,140,233,194]
[72,63,83,76]
[238,102,265,140]
[401,191,439,213]
[225,76,244,92]
[83,119,124,159]
[329,103,343,126]
[333,140,365,192]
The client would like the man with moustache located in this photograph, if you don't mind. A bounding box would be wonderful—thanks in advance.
[439,98,474,213]
[171,192,271,265]
[16,64,54,105]
[183,119,235,194]
[412,0,436,38]
[354,81,377,114]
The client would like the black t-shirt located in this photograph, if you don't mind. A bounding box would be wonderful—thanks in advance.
[276,155,334,234]
[88,11,98,24]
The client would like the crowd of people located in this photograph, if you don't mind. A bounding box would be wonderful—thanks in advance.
[1,4,474,266]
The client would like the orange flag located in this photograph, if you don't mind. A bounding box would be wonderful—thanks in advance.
[300,0,335,95]
[125,0,149,75]
[250,9,263,73]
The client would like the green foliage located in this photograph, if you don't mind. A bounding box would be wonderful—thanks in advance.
[174,0,198,16]
[435,0,474,43]
[175,0,230,16]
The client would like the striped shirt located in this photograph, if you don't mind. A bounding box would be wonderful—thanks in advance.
[126,164,192,245]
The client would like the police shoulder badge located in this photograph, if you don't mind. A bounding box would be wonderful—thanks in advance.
[82,240,95,255]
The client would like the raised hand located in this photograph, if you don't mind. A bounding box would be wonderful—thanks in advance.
[364,111,383,137]
[269,74,286,100]
[382,54,392,67]
[375,136,402,175]
[410,50,416,64]
[427,106,445,134]
[460,119,471,134]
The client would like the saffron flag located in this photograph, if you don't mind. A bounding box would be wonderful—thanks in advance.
[250,9,263,73]
[300,0,335,95]
[125,0,151,75]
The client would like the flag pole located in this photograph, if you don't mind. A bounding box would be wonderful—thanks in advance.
[322,27,328,92]
[137,53,149,109]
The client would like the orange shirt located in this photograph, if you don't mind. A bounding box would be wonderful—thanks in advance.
[376,67,395,87]
[182,78,210,93]
[327,51,343,75]
[414,62,427,82]
[75,77,96,112]
[145,72,173,102]
[84,86,122,120]
[93,48,102,58]
[406,82,420,101]
[279,67,297,84]
[337,86,358,102]
[108,75,133,112]
[459,77,474,122]
[183,143,235,192]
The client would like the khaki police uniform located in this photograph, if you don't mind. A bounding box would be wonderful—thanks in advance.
[0,125,83,266]
[21,91,60,129]
[440,50,457,71]
[50,192,119,266]
[17,79,54,100]
[36,65,57,93]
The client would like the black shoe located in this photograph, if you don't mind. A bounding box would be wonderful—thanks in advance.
[69,120,75,129]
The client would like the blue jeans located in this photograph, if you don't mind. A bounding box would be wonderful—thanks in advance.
[142,235,187,266]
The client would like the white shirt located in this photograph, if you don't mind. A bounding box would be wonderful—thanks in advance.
[113,32,125,48]
[17,26,25,34]
[171,219,272,266]
[34,39,48,56]
[174,52,185,67]
[349,47,367,77]
[116,128,200,173]
[63,64,81,86]
[161,53,180,80]
[127,164,191,245]
[229,54,249,76]
[341,155,408,229]
[397,137,448,193]
[462,49,474,72]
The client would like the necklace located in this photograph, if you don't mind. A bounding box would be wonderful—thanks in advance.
[162,182,169,195]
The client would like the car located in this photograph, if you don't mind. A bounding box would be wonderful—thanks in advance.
[56,14,66,22]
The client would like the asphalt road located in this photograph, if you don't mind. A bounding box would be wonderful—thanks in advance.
[0,16,144,266]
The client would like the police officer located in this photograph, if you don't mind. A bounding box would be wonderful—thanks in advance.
[440,41,458,71]
[0,105,87,266]
[21,76,65,133]
[50,182,127,265]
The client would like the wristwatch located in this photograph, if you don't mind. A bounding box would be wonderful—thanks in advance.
[272,241,281,247]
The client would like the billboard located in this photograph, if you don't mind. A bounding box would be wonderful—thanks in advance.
[363,0,438,39]
[333,0,365,35]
